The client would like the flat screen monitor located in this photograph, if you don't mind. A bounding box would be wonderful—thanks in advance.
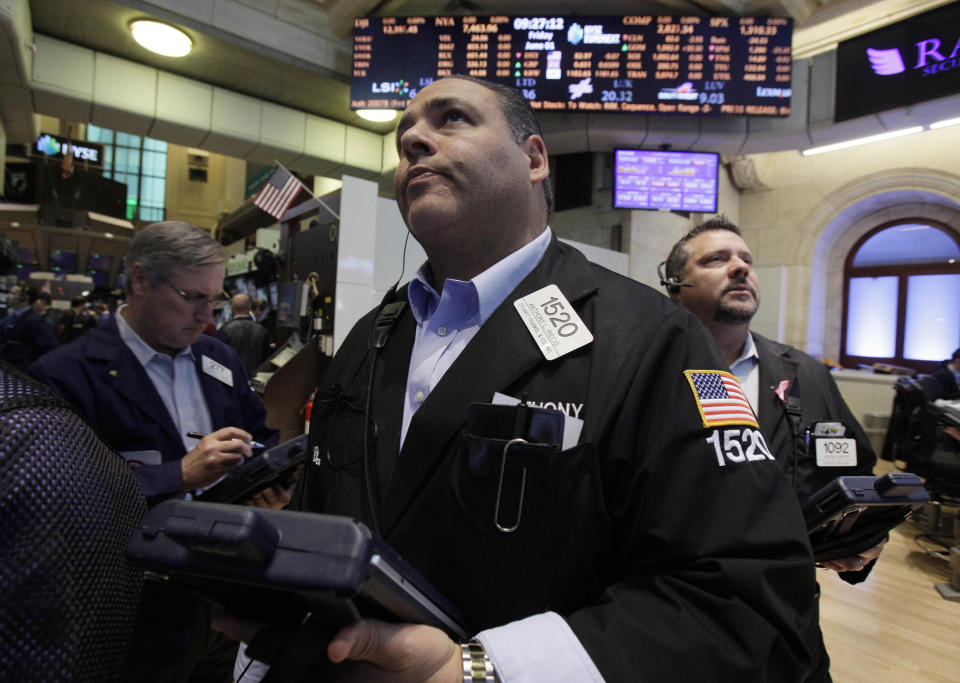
[275,282,309,329]
[88,253,112,270]
[351,15,793,117]
[90,270,110,289]
[613,149,719,212]
[50,249,77,270]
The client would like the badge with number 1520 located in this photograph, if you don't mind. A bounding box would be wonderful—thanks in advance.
[514,284,593,360]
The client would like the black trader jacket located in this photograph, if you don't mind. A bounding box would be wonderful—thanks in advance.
[217,314,272,377]
[932,365,959,398]
[753,332,878,587]
[294,239,819,681]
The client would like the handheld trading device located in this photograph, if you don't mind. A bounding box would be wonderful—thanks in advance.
[801,473,929,562]
[197,434,308,504]
[126,500,469,639]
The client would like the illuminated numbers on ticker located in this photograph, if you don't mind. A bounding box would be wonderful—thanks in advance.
[601,90,633,102]
[513,17,564,31]
[522,89,537,100]
[698,92,724,104]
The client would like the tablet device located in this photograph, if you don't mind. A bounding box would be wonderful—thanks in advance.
[126,500,469,640]
[801,473,929,562]
[196,434,308,504]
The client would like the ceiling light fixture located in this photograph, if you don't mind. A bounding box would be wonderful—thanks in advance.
[356,109,398,123]
[929,116,960,130]
[801,126,924,156]
[129,19,193,57]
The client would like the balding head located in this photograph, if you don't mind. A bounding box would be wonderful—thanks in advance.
[231,293,252,315]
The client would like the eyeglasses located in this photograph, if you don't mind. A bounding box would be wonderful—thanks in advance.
[160,277,229,310]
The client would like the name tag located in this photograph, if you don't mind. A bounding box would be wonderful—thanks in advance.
[202,355,234,387]
[514,284,593,361]
[813,421,846,436]
[815,438,857,466]
[492,392,584,449]
[121,450,162,467]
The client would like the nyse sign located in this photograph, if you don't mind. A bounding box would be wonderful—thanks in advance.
[34,134,104,167]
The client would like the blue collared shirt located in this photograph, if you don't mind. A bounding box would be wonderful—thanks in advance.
[400,227,552,446]
[116,305,213,455]
[729,331,760,411]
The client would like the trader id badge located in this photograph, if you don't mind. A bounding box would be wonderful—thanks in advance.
[514,284,593,360]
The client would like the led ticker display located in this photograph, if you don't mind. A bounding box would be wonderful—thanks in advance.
[614,149,719,212]
[352,15,793,116]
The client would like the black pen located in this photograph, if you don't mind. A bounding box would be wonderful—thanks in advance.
[186,431,267,449]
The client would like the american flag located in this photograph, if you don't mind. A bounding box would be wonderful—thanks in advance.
[253,165,304,220]
[684,370,758,428]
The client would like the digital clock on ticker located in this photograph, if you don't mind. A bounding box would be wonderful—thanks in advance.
[351,15,793,116]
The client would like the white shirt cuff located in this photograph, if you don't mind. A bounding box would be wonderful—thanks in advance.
[477,611,605,682]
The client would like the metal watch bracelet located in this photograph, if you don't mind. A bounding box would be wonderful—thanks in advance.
[461,640,496,682]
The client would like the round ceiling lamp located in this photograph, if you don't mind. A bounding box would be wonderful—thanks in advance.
[129,19,193,57]
[356,109,398,123]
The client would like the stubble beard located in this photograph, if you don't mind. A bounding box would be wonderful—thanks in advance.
[713,295,758,325]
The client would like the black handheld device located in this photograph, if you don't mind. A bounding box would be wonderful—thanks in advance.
[126,500,469,639]
[801,473,929,562]
[196,434,308,504]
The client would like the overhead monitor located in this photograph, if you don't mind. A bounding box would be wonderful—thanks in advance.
[88,253,112,270]
[352,15,793,116]
[835,3,960,122]
[613,149,719,212]
[49,249,78,271]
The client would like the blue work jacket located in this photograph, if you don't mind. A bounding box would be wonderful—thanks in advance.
[30,316,277,504]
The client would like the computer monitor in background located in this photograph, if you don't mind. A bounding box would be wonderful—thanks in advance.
[89,270,110,289]
[275,281,310,329]
[613,149,719,213]
[88,253,112,270]
[49,249,78,273]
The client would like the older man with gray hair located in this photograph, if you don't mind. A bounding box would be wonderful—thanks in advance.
[30,221,281,682]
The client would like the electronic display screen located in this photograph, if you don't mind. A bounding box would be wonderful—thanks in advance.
[276,282,305,329]
[835,3,960,122]
[18,247,38,264]
[90,270,110,289]
[352,15,793,116]
[613,149,719,212]
[50,249,77,270]
[88,253,112,270]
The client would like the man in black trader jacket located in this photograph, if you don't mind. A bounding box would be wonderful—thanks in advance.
[933,348,960,398]
[664,217,883,681]
[246,76,820,682]
[217,293,272,376]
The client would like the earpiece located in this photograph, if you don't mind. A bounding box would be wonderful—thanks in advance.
[657,261,693,292]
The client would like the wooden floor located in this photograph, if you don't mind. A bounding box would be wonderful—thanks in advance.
[818,461,960,682]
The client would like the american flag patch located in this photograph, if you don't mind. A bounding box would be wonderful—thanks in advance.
[684,370,759,428]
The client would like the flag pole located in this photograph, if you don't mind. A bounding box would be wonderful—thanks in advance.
[272,160,340,222]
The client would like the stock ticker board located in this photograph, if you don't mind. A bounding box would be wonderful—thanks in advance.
[351,15,793,116]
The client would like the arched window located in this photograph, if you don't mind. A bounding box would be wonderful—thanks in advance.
[841,220,960,372]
